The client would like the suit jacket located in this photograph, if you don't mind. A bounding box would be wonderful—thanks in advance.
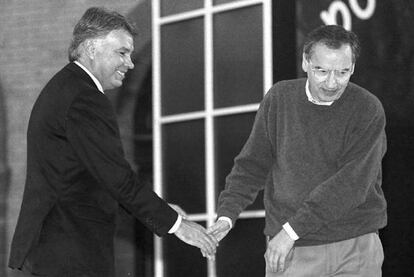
[8,62,177,276]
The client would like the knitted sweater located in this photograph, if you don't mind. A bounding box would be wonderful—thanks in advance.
[217,78,387,246]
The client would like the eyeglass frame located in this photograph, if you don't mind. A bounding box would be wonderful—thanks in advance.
[308,60,354,82]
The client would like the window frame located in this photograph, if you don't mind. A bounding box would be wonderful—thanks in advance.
[152,1,272,276]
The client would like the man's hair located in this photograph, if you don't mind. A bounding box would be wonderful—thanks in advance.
[68,7,137,62]
[303,25,361,63]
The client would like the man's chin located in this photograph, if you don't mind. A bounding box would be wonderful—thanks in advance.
[105,81,123,91]
[320,91,343,102]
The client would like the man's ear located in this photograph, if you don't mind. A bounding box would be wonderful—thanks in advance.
[84,39,96,60]
[302,53,308,73]
[350,63,355,74]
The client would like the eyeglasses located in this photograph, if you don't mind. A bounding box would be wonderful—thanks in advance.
[309,61,354,81]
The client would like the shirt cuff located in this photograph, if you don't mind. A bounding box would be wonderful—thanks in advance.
[218,216,233,229]
[168,214,182,234]
[282,222,299,241]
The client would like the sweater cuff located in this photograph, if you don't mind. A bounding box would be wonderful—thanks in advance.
[283,222,299,241]
[218,216,233,229]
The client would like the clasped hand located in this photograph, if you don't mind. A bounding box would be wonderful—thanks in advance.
[198,219,231,259]
[174,219,219,260]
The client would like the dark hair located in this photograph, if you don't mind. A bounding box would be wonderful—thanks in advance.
[68,7,137,62]
[303,25,360,63]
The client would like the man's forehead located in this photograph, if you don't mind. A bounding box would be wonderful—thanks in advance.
[311,44,352,62]
[119,45,134,53]
[103,29,135,50]
[313,42,352,53]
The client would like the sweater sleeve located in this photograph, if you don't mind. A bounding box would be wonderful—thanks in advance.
[217,92,274,224]
[288,99,387,238]
[65,90,177,236]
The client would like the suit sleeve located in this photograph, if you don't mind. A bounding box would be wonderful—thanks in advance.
[65,90,177,236]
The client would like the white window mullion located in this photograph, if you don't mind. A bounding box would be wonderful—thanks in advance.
[159,103,260,124]
[159,0,264,25]
[263,0,273,94]
[204,0,217,277]
[152,1,164,277]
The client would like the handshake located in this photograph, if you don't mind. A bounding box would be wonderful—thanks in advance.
[170,204,231,260]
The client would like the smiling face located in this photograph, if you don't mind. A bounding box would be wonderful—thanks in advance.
[87,29,134,90]
[302,43,354,103]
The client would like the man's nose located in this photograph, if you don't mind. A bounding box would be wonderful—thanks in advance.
[125,55,134,70]
[325,71,337,88]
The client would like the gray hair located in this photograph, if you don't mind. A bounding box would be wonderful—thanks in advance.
[68,7,137,62]
[303,25,361,63]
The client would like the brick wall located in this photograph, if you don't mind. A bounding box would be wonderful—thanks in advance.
[0,1,143,276]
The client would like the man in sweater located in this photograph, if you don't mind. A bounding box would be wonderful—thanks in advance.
[208,25,387,276]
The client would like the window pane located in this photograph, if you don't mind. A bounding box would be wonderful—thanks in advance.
[160,0,203,17]
[215,113,264,210]
[162,120,205,213]
[216,218,266,276]
[213,5,263,108]
[161,18,204,115]
[163,221,208,276]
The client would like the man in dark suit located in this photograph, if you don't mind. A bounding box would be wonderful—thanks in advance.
[8,7,217,277]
